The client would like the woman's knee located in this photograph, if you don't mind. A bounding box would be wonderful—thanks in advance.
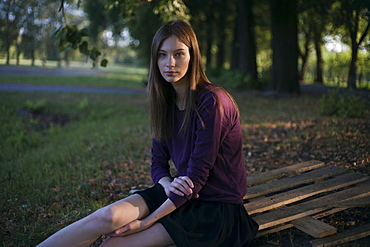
[90,195,147,230]
[89,205,120,230]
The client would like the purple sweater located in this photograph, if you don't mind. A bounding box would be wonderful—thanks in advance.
[151,85,247,208]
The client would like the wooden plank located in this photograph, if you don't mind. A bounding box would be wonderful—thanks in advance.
[292,216,337,238]
[331,195,370,208]
[248,160,325,186]
[256,207,352,237]
[310,224,370,247]
[252,180,370,230]
[245,172,368,214]
[312,207,350,219]
[245,166,345,199]
[256,223,293,237]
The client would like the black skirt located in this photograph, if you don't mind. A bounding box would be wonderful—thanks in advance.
[135,184,259,247]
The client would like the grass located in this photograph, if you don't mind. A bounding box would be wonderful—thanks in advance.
[1,63,369,246]
[1,91,152,245]
[0,62,148,88]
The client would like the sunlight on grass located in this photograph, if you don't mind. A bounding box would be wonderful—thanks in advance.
[0,62,148,89]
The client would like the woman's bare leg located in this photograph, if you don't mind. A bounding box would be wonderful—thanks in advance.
[37,194,150,247]
[100,223,174,247]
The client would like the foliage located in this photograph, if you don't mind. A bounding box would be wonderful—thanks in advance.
[216,69,267,90]
[25,99,47,113]
[329,0,370,88]
[72,0,190,66]
[51,25,108,67]
[320,89,368,118]
[153,0,190,22]
[2,0,370,90]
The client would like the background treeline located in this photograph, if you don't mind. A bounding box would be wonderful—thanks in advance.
[1,0,369,93]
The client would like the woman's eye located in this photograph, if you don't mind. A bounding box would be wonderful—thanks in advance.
[175,53,183,57]
[159,53,166,57]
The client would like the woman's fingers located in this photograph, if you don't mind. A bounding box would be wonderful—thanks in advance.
[169,176,194,196]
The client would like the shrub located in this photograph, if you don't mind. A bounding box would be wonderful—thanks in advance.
[25,99,46,113]
[221,69,268,90]
[320,89,367,118]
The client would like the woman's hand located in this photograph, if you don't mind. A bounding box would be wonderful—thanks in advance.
[108,199,177,238]
[169,176,196,197]
[108,219,153,237]
[159,176,199,198]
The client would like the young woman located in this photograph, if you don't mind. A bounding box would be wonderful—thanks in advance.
[38,20,258,247]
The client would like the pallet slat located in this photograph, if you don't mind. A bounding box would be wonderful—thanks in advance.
[245,172,368,214]
[292,216,337,238]
[252,180,370,230]
[331,195,370,208]
[310,224,370,247]
[245,166,345,200]
[247,160,325,186]
[255,207,352,237]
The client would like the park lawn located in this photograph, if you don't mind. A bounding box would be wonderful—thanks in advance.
[1,79,369,245]
[1,91,152,245]
[0,64,148,89]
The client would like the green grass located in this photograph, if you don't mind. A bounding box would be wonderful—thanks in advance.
[1,90,152,245]
[1,64,369,246]
[0,63,148,88]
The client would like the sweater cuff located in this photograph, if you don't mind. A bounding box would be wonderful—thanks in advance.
[169,193,191,208]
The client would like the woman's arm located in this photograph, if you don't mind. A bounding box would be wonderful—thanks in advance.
[111,176,196,237]
[158,176,172,196]
[110,198,176,237]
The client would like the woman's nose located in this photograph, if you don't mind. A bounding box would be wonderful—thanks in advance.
[166,56,175,67]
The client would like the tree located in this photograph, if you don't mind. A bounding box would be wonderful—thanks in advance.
[331,0,370,88]
[235,0,258,80]
[269,0,300,95]
[83,0,107,46]
[298,0,334,84]
[1,0,25,65]
[19,0,45,66]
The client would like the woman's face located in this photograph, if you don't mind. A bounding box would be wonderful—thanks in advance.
[157,35,191,85]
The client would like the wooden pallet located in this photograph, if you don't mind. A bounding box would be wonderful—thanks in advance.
[244,160,370,244]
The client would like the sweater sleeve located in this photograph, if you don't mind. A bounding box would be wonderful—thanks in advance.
[169,91,223,207]
[151,138,172,183]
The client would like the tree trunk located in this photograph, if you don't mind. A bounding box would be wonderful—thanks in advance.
[16,42,21,66]
[216,1,226,70]
[313,26,324,84]
[205,5,214,69]
[299,33,310,82]
[269,0,300,95]
[205,29,213,68]
[31,48,35,66]
[5,5,11,65]
[230,16,239,71]
[64,50,70,68]
[237,0,258,80]
[347,43,358,89]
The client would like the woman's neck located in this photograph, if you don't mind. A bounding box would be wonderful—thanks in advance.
[172,79,188,110]
[175,90,186,110]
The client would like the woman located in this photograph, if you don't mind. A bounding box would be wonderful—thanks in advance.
[38,20,258,247]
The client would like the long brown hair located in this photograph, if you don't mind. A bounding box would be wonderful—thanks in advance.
[148,20,210,141]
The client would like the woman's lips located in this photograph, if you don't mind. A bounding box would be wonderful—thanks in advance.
[165,71,177,76]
